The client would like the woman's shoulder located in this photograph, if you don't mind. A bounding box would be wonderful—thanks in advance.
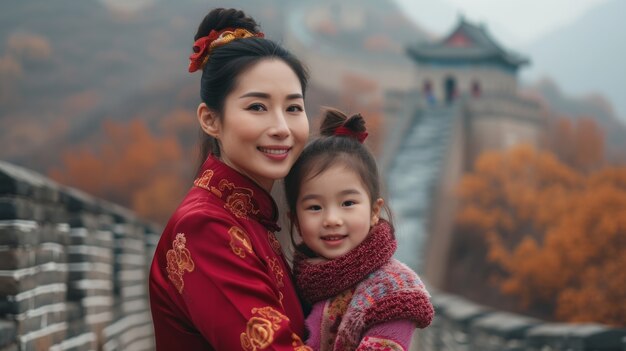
[167,191,240,235]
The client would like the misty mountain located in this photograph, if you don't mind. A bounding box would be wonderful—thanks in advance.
[0,0,285,169]
[524,79,626,154]
[523,0,626,121]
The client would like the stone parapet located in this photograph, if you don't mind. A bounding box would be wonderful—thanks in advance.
[0,161,157,351]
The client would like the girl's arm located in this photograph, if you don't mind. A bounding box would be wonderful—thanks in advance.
[356,320,415,351]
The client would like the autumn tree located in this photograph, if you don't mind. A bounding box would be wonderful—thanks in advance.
[544,116,605,172]
[454,144,626,326]
[50,119,189,223]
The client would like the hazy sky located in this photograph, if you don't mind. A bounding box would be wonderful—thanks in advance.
[394,0,609,45]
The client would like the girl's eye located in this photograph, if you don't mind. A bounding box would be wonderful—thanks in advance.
[342,200,356,207]
[306,205,322,211]
[246,103,267,112]
[287,104,304,113]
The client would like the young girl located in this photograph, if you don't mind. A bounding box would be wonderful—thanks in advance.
[150,8,312,350]
[284,109,434,351]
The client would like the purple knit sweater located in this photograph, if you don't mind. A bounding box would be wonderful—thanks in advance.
[293,220,434,351]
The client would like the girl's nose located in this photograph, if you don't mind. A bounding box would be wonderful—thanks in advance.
[323,209,343,227]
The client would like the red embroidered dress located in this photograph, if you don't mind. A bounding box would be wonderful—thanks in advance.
[150,156,309,350]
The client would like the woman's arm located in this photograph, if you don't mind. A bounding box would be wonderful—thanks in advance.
[168,210,309,350]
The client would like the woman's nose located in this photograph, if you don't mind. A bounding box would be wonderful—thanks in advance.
[269,111,290,139]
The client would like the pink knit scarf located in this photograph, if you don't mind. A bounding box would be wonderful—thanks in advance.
[294,220,434,350]
[293,219,396,303]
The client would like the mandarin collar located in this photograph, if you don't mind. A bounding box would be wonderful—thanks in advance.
[193,155,280,232]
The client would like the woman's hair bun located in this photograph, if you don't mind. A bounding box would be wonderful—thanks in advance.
[194,8,260,41]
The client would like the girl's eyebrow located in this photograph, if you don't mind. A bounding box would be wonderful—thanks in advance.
[300,189,361,202]
[239,92,303,100]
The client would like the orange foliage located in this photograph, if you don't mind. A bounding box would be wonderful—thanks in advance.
[545,116,605,172]
[50,119,189,223]
[455,144,626,326]
[158,108,197,149]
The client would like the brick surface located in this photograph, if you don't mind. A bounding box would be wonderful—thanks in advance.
[0,320,16,348]
[0,220,39,247]
[0,197,43,221]
[0,248,36,270]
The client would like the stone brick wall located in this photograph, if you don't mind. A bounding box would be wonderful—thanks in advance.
[414,289,626,351]
[0,161,158,351]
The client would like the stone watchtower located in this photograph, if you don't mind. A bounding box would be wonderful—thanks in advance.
[406,17,529,105]
[387,18,546,288]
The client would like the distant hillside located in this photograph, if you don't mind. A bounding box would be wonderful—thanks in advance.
[0,0,284,170]
[523,0,626,121]
[522,79,626,161]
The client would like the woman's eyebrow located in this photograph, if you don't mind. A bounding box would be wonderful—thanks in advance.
[239,92,269,99]
[286,93,303,100]
[239,92,303,100]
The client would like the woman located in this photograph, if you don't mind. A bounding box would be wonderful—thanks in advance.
[149,8,311,350]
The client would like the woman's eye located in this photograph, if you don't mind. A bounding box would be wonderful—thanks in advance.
[287,105,304,113]
[342,200,356,207]
[246,103,267,112]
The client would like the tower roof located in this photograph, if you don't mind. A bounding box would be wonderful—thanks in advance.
[407,17,529,69]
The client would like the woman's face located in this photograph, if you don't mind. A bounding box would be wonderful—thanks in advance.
[201,59,309,191]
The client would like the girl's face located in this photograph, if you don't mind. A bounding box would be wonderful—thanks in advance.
[199,59,309,191]
[295,164,383,260]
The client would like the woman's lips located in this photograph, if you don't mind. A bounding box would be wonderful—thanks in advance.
[258,146,290,161]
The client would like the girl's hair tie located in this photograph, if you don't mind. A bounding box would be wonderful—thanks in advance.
[333,125,368,143]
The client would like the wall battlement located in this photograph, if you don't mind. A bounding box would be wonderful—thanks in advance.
[0,161,158,351]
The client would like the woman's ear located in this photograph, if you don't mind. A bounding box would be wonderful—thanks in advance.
[197,102,221,138]
[370,198,384,226]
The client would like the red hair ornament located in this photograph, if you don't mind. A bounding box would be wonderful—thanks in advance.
[333,126,368,143]
[188,28,265,73]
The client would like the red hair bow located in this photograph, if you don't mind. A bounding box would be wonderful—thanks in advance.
[334,126,368,143]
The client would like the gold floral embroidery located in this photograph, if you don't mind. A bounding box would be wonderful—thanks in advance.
[225,191,258,218]
[278,292,284,307]
[166,233,195,294]
[292,333,313,351]
[254,306,289,324]
[193,169,214,189]
[266,256,285,288]
[267,231,282,256]
[229,226,253,258]
[219,179,260,219]
[218,178,235,191]
[210,187,222,197]
[194,169,223,197]
[241,307,289,351]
